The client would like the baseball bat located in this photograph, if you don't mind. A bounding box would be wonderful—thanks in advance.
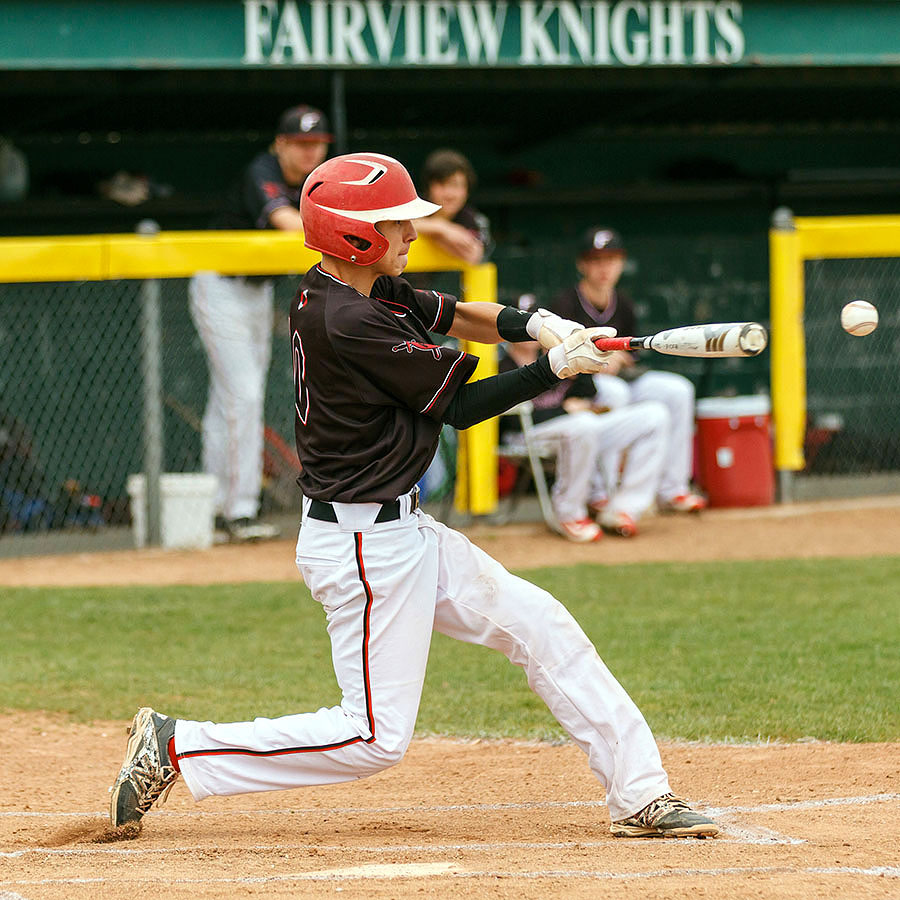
[593,321,768,358]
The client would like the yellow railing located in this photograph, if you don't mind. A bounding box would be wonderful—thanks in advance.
[0,230,498,515]
[769,212,900,484]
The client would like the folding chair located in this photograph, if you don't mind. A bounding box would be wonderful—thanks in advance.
[496,401,563,534]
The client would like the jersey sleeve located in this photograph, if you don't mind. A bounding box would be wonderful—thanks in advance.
[241,154,294,229]
[329,296,477,422]
[372,276,458,335]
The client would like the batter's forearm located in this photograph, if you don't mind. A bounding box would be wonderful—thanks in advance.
[442,356,557,430]
[446,301,505,343]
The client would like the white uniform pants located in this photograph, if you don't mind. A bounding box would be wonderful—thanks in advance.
[593,370,696,503]
[532,405,668,524]
[176,501,671,821]
[188,272,274,521]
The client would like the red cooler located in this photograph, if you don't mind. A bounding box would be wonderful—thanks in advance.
[695,395,775,507]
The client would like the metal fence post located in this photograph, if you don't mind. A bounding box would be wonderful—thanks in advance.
[137,219,164,545]
[769,206,800,505]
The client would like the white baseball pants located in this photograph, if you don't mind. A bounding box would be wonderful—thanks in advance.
[593,370,697,503]
[188,272,274,521]
[530,405,668,524]
[176,501,671,821]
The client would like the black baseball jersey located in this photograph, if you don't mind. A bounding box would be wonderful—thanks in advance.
[212,150,301,231]
[550,286,638,340]
[291,266,477,503]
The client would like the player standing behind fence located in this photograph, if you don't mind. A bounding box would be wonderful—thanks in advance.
[188,105,331,542]
[110,153,719,841]
[550,227,707,516]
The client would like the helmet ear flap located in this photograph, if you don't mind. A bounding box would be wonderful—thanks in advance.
[340,231,388,266]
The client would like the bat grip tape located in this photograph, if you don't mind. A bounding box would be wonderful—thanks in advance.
[593,337,635,351]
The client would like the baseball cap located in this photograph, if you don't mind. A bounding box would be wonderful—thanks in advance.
[277,105,332,141]
[578,226,625,258]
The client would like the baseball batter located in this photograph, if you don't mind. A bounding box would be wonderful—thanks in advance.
[188,104,331,542]
[110,153,719,840]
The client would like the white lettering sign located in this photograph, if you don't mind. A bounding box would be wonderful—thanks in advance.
[242,0,745,67]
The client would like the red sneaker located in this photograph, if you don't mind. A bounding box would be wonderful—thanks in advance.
[599,510,638,538]
[660,493,707,513]
[559,518,603,543]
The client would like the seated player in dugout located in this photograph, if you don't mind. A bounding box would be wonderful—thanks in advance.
[109,152,719,841]
[550,227,707,514]
[500,338,669,542]
[412,148,492,265]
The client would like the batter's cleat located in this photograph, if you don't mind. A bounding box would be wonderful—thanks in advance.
[610,794,720,838]
[587,498,608,522]
[559,518,603,543]
[599,510,638,538]
[109,707,179,828]
[659,492,707,514]
[225,517,281,542]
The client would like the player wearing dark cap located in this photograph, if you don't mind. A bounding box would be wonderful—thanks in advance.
[111,155,719,841]
[188,105,332,543]
[551,227,708,526]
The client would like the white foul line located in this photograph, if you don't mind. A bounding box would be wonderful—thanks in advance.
[2,865,899,887]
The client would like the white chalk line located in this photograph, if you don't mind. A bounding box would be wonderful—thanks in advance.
[3,865,900,887]
[706,793,900,814]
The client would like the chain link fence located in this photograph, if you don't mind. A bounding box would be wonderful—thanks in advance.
[802,257,900,478]
[0,275,303,551]
[3,229,898,556]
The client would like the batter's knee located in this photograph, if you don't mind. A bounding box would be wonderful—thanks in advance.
[353,734,410,776]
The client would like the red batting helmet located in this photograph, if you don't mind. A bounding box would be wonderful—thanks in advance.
[300,152,440,265]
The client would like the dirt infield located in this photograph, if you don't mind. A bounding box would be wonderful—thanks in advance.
[2,715,898,899]
[2,497,899,898]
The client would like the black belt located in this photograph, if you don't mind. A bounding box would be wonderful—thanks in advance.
[307,487,420,523]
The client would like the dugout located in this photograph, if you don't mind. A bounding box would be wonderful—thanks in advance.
[3,1,900,499]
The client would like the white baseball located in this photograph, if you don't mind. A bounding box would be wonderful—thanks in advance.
[840,300,878,336]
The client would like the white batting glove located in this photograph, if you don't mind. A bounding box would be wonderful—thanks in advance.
[526,308,584,350]
[547,327,617,379]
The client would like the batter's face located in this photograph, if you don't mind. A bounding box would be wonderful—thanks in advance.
[274,137,330,185]
[427,171,469,219]
[373,220,418,276]
[578,252,626,290]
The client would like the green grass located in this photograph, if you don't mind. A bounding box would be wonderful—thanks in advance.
[2,557,898,742]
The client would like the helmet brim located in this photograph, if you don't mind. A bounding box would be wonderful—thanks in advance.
[320,197,441,224]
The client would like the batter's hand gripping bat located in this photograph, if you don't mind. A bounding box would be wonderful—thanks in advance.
[594,321,768,358]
